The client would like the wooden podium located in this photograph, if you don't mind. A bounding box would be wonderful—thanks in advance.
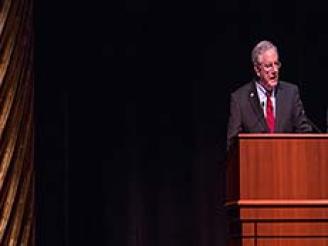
[226,134,328,246]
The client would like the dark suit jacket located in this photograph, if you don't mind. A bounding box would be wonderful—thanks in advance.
[227,80,312,150]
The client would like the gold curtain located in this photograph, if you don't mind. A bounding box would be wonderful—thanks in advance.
[0,0,34,244]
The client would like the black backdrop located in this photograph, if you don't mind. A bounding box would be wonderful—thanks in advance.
[37,1,328,245]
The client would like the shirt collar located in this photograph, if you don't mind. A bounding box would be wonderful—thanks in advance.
[256,81,276,97]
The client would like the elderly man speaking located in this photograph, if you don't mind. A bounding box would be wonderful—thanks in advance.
[227,40,312,150]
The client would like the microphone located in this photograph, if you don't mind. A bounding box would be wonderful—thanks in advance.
[261,101,265,109]
[248,93,267,131]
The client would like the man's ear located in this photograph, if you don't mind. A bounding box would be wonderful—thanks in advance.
[254,65,260,77]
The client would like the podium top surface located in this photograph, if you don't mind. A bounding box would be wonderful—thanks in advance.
[238,133,328,139]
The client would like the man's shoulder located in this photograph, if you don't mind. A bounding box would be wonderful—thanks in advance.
[278,81,299,92]
[231,81,253,96]
[232,81,299,92]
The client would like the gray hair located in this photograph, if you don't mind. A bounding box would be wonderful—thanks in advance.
[251,40,278,65]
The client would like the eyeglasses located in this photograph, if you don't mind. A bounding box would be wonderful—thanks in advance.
[260,61,282,71]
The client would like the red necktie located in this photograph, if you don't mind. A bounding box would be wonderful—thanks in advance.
[266,91,275,133]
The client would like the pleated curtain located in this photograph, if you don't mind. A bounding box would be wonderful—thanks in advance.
[0,0,34,244]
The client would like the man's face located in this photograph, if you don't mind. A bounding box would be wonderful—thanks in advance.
[254,48,280,90]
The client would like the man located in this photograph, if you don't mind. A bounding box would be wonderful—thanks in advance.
[227,40,312,150]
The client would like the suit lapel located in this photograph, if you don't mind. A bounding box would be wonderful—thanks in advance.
[248,81,268,132]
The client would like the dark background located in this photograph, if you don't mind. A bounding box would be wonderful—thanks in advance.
[36,1,328,245]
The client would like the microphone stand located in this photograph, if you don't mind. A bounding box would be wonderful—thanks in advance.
[326,107,328,133]
[305,113,322,133]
